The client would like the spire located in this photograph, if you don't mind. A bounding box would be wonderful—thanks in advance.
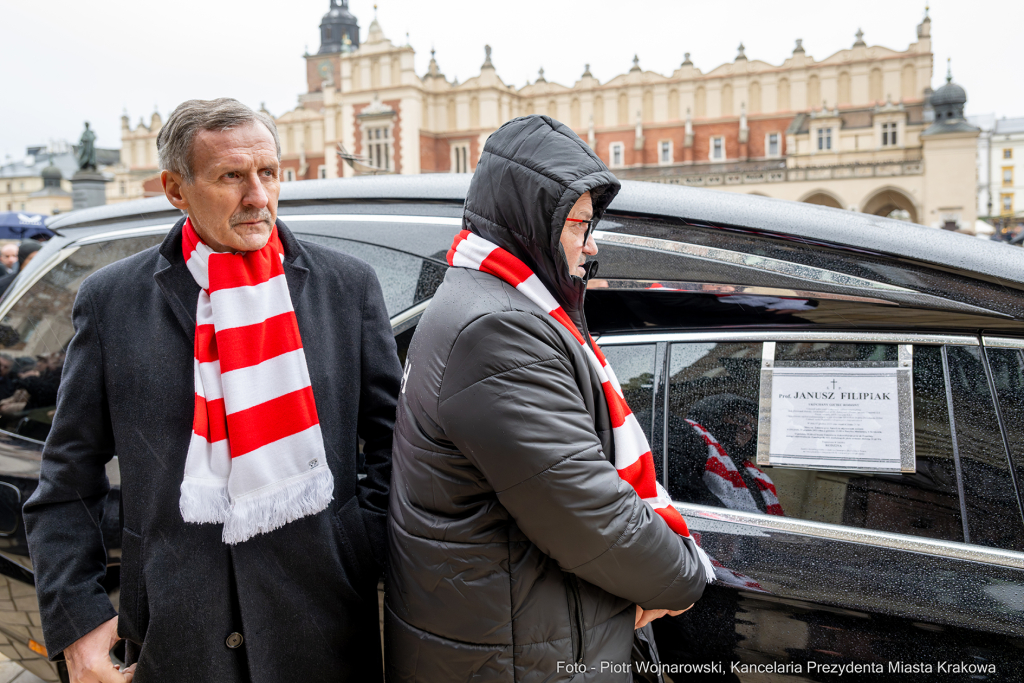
[946,57,952,83]
[630,54,641,72]
[793,38,805,55]
[735,43,747,61]
[854,28,866,47]
[426,47,443,78]
[681,52,692,67]
[582,63,593,78]
[536,67,546,83]
[917,3,932,38]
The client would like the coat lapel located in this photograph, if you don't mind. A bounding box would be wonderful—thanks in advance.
[154,217,200,342]
[277,219,310,304]
[152,217,310,342]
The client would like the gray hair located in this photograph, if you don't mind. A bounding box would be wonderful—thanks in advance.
[157,98,281,184]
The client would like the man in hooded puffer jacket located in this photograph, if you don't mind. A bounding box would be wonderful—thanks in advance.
[385,115,709,682]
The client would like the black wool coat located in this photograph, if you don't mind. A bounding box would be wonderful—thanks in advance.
[24,218,401,683]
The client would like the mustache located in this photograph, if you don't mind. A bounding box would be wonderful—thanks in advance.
[230,208,273,226]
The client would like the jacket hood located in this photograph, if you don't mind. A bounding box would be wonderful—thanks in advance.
[463,115,620,314]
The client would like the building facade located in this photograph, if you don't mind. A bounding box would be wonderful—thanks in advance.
[114,3,980,232]
[988,118,1024,224]
[0,144,118,215]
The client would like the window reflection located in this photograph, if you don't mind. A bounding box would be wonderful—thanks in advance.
[0,236,163,441]
[666,342,965,543]
[599,345,656,447]
[297,234,446,317]
[944,346,1024,551]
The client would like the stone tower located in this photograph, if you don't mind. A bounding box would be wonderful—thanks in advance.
[306,0,361,94]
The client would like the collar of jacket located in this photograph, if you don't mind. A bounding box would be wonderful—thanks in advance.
[154,215,310,340]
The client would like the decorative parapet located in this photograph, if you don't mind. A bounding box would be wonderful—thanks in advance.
[620,159,923,186]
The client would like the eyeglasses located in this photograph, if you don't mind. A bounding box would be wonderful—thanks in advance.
[565,217,596,242]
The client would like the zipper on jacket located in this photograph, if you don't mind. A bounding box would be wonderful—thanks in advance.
[566,574,587,666]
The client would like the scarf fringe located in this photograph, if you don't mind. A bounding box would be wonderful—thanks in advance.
[179,477,231,524]
[221,467,335,544]
[685,537,718,584]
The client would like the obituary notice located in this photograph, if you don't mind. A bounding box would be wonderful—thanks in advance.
[768,367,901,472]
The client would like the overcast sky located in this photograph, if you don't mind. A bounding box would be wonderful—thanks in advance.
[3,0,1021,162]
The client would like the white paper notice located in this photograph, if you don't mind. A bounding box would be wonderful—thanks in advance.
[769,367,901,472]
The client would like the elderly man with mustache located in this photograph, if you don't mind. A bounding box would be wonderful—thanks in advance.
[24,98,401,683]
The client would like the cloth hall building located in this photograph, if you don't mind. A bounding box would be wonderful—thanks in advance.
[115,3,979,232]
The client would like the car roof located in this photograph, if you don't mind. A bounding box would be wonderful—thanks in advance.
[46,174,1024,289]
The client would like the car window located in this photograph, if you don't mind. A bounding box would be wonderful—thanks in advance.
[0,235,164,441]
[600,345,658,468]
[944,346,1024,551]
[984,347,1024,521]
[665,341,966,544]
[296,234,446,318]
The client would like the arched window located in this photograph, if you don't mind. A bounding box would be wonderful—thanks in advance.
[869,68,883,103]
[777,78,790,111]
[901,63,917,101]
[695,86,706,118]
[838,71,851,105]
[807,74,821,109]
[668,89,680,120]
[749,81,761,114]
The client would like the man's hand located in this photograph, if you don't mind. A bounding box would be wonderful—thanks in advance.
[634,604,693,630]
[64,616,136,683]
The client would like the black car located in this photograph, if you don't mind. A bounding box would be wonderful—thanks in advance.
[0,175,1022,682]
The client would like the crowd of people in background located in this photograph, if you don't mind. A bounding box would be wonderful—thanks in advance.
[0,239,43,296]
[0,349,65,439]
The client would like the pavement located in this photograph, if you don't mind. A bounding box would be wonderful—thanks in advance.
[0,656,47,683]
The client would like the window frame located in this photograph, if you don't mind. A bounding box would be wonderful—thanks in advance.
[593,329,1024,566]
[609,142,625,168]
[1002,166,1014,187]
[658,140,673,165]
[450,142,471,174]
[709,136,724,161]
[816,127,833,152]
[764,132,781,158]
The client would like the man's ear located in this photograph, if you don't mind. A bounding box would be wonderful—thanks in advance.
[162,170,189,212]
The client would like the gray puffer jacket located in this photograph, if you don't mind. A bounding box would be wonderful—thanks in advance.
[385,115,708,683]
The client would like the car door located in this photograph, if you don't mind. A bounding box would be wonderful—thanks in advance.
[598,331,1024,682]
[0,229,166,677]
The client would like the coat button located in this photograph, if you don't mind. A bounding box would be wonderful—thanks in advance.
[225,632,244,649]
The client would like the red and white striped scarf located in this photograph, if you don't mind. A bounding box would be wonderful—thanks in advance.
[178,218,333,544]
[448,230,714,583]
[687,420,783,516]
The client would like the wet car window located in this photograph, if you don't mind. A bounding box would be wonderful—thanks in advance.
[943,346,1024,551]
[600,345,657,448]
[296,234,446,318]
[0,235,164,441]
[666,341,966,543]
[984,347,1024,526]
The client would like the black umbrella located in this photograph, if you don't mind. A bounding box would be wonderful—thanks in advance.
[0,212,54,239]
